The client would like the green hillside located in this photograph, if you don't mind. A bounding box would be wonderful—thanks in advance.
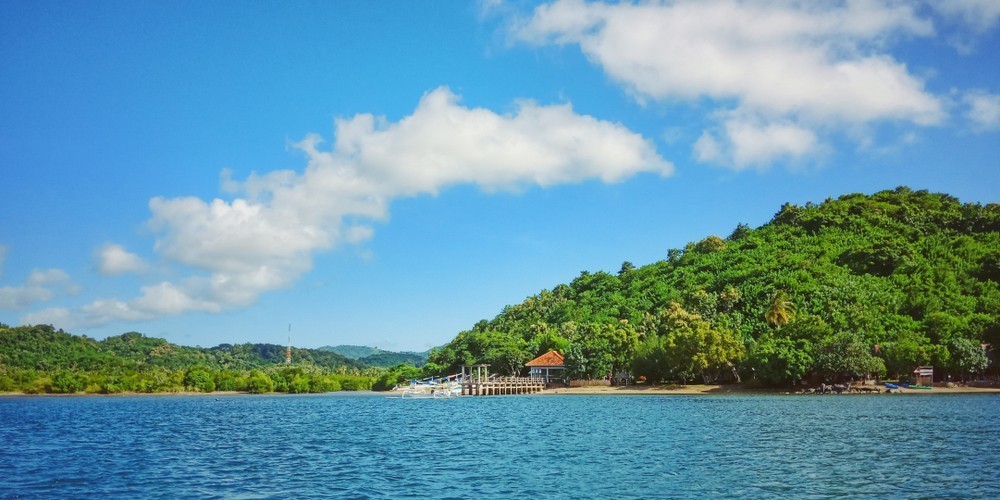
[427,187,999,386]
[320,345,382,360]
[358,352,427,368]
[4,188,997,392]
[320,345,429,367]
[0,327,376,394]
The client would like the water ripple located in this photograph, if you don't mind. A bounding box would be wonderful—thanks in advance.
[1,393,998,498]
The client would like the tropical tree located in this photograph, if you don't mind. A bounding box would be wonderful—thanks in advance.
[745,335,812,386]
[372,364,422,391]
[765,290,795,328]
[656,303,745,383]
[780,316,833,345]
[563,322,633,380]
[529,327,571,359]
[948,338,989,381]
[618,261,636,277]
[49,370,86,394]
[878,331,935,379]
[631,334,670,384]
[246,370,274,393]
[184,366,216,392]
[813,332,885,381]
[694,235,727,253]
[479,331,532,376]
[564,342,608,380]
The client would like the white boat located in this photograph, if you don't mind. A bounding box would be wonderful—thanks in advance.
[392,375,463,398]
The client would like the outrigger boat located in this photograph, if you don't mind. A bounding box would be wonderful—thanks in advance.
[392,374,463,398]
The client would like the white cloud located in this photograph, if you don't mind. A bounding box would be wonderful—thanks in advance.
[24,280,222,328]
[696,114,821,170]
[514,0,948,168]
[327,88,671,193]
[37,87,671,329]
[931,0,1000,33]
[345,225,375,245]
[929,0,1000,53]
[693,131,723,165]
[1,268,78,311]
[963,89,1000,131]
[96,243,148,276]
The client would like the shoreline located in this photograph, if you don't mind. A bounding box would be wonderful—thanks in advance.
[0,390,252,398]
[4,385,999,398]
[540,384,1000,395]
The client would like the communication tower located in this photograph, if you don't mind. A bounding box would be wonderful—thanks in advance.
[285,324,292,364]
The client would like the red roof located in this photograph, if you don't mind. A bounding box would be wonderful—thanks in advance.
[525,350,564,367]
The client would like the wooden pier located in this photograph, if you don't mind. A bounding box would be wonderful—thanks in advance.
[460,364,545,396]
[461,376,545,396]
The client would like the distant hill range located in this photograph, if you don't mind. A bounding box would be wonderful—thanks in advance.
[319,345,430,367]
[0,327,365,374]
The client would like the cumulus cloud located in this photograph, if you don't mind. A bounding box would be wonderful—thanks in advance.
[928,0,1000,53]
[96,243,148,276]
[513,0,948,168]
[1,268,79,311]
[930,0,1000,34]
[31,87,671,329]
[695,113,821,170]
[963,90,1000,131]
[23,280,221,328]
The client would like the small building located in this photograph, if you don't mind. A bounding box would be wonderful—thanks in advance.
[526,350,565,384]
[913,365,934,386]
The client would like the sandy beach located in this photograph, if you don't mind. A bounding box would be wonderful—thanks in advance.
[3,384,999,397]
[0,390,251,398]
[540,384,1000,395]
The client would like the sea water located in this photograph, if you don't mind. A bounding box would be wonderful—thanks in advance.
[1,393,998,498]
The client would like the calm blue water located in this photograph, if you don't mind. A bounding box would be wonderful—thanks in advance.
[1,393,998,498]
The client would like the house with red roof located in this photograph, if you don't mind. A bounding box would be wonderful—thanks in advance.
[526,350,565,385]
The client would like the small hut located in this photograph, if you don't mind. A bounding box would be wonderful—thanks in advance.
[913,365,934,386]
[526,350,565,385]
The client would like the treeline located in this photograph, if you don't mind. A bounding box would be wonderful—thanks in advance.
[0,325,377,394]
[319,345,429,368]
[426,188,999,386]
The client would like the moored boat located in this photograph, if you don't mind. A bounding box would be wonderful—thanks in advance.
[391,374,463,398]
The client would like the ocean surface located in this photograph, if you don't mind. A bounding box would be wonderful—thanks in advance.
[1,392,998,498]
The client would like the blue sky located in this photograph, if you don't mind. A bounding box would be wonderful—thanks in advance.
[2,1,998,351]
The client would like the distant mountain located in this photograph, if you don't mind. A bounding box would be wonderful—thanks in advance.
[0,328,364,373]
[320,345,381,360]
[320,345,431,367]
[358,352,427,368]
[0,326,372,394]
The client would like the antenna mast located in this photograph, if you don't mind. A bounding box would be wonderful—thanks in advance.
[285,324,292,364]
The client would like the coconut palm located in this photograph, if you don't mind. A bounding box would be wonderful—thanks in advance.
[765,290,795,328]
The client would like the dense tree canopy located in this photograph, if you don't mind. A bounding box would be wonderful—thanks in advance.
[4,188,998,391]
[0,325,377,394]
[429,188,999,386]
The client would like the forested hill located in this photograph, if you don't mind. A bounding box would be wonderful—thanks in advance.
[0,326,375,393]
[427,187,999,385]
[320,345,382,359]
[0,328,363,372]
[320,345,429,367]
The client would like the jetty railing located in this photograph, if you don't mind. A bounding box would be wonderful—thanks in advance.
[461,376,545,396]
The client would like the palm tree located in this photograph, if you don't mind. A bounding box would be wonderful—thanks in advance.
[765,290,795,328]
